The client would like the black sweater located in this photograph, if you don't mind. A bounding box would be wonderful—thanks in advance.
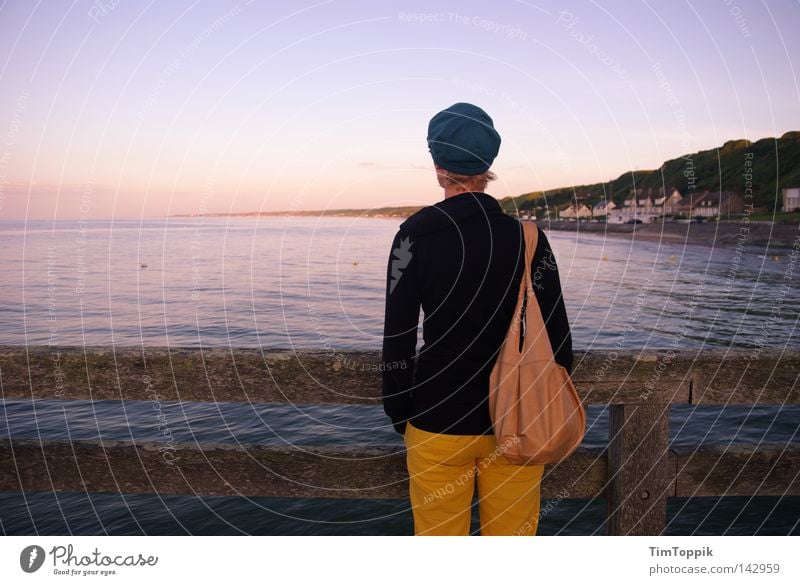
[381,192,573,436]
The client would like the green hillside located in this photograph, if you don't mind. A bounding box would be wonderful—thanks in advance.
[500,131,800,214]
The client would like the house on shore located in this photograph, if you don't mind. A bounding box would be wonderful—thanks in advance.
[574,203,592,219]
[558,203,592,220]
[697,191,743,218]
[783,187,800,212]
[653,187,683,215]
[610,188,659,223]
[592,199,616,218]
[675,191,744,219]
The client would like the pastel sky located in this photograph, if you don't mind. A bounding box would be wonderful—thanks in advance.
[0,0,798,219]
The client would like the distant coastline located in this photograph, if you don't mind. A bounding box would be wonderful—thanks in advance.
[170,208,420,220]
[172,131,800,230]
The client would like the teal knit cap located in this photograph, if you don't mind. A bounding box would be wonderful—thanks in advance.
[427,102,501,175]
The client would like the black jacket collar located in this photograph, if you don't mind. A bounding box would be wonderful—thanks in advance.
[399,192,505,236]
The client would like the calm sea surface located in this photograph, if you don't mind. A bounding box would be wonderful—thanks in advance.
[1,217,798,535]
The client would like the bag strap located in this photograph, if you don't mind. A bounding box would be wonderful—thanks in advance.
[519,221,556,362]
[521,221,539,292]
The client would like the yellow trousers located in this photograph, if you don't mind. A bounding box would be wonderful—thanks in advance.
[404,421,545,536]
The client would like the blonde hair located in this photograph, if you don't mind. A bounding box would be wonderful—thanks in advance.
[436,167,497,191]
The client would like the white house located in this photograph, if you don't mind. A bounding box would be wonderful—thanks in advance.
[654,188,683,216]
[618,189,659,223]
[783,187,800,212]
[558,204,575,219]
[575,203,592,219]
[592,200,616,217]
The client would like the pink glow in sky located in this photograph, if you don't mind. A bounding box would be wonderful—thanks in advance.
[0,0,798,219]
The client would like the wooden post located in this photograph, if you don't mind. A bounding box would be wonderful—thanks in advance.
[606,403,673,535]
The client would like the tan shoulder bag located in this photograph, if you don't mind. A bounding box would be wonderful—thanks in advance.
[488,221,586,465]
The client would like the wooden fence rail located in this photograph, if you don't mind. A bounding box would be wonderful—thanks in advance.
[1,347,798,535]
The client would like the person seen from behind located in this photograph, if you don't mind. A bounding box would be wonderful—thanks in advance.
[381,102,574,536]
